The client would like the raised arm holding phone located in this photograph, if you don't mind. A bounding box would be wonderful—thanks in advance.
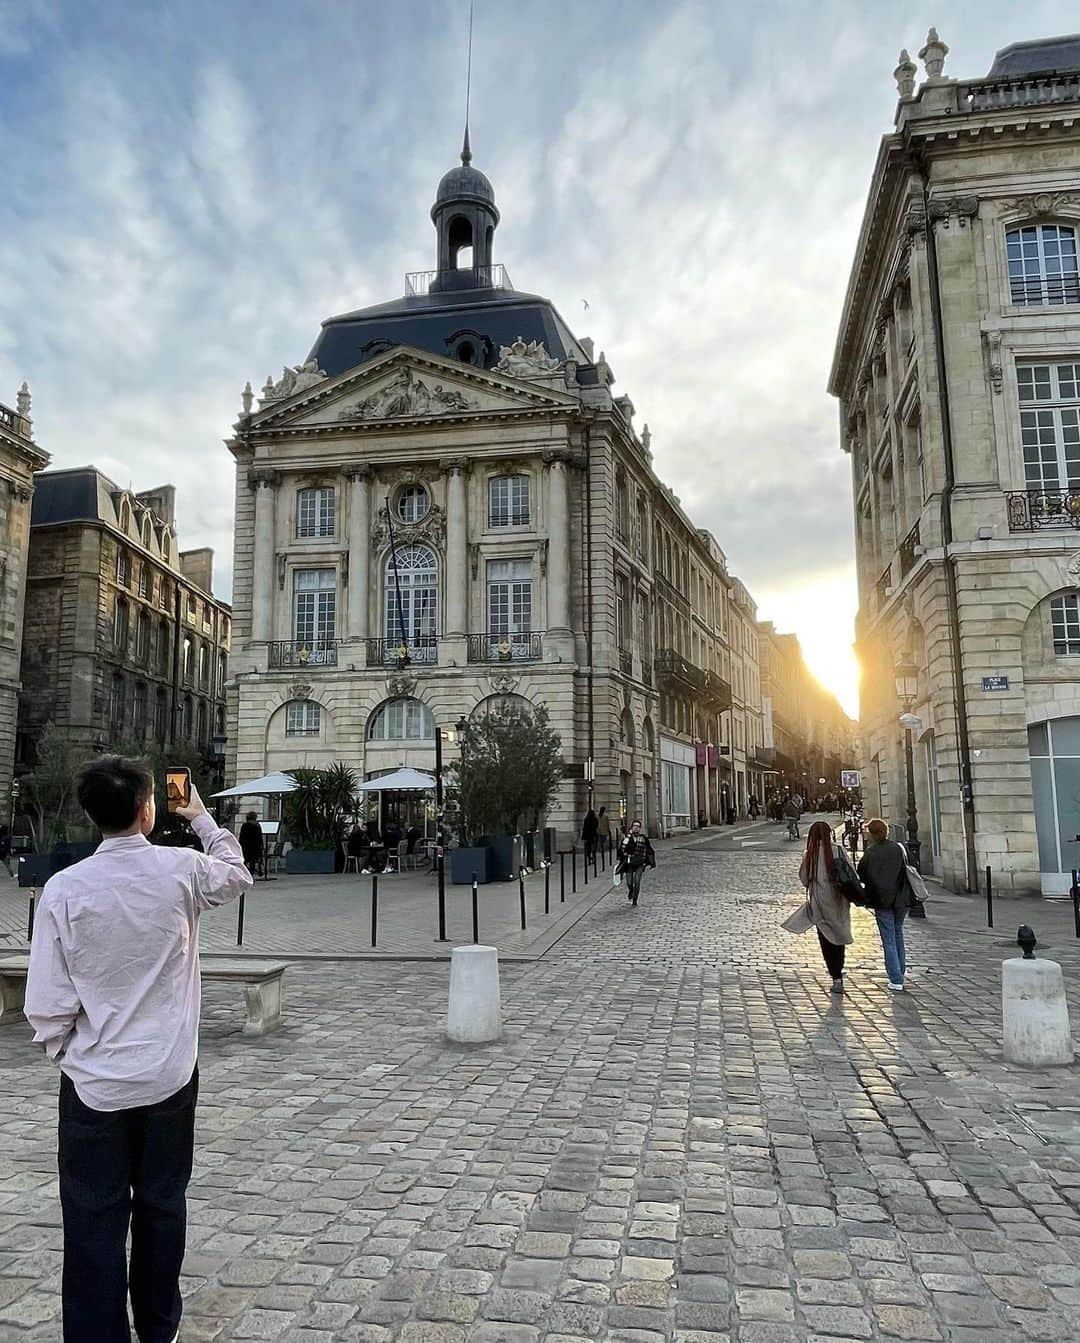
[24,755,253,1343]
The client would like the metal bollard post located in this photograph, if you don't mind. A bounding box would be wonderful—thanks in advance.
[26,886,36,942]
[560,851,566,903]
[1072,870,1080,939]
[985,864,993,929]
[371,872,379,947]
[236,891,246,947]
[437,851,447,942]
[582,845,588,886]
[572,845,578,893]
[600,841,606,873]
[518,867,527,930]
[544,862,550,915]
[471,874,479,944]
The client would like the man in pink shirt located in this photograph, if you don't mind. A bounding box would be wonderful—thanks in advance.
[25,755,253,1343]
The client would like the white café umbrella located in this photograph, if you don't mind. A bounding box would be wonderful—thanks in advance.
[211,770,299,799]
[362,767,437,792]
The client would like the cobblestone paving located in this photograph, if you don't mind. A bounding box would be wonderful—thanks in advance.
[3,837,1080,1340]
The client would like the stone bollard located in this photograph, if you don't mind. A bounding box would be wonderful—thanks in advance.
[1002,925,1074,1067]
[446,944,502,1044]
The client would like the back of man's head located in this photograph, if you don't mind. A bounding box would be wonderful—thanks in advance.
[866,818,889,843]
[76,755,154,835]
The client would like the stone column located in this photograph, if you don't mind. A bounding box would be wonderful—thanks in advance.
[347,466,372,640]
[545,450,572,639]
[443,459,468,639]
[250,470,278,643]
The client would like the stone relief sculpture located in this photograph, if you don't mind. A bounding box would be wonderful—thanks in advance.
[262,359,327,403]
[371,502,446,550]
[488,671,519,694]
[494,337,561,378]
[338,367,474,421]
[386,674,418,698]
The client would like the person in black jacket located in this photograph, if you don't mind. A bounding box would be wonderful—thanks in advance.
[581,808,598,862]
[238,812,264,876]
[857,818,911,991]
[618,819,656,907]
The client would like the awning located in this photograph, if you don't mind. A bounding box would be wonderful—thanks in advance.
[211,771,298,799]
[362,767,437,791]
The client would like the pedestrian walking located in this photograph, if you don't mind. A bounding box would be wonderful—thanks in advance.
[24,755,253,1343]
[617,818,655,907]
[799,819,859,995]
[581,806,598,861]
[857,817,911,991]
[239,809,264,877]
[596,805,612,858]
[0,823,12,877]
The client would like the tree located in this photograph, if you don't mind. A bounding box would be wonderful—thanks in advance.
[22,722,87,852]
[456,701,562,840]
[282,763,358,852]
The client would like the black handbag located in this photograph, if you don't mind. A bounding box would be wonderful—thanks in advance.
[835,846,873,907]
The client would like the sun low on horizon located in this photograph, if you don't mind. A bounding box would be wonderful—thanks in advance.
[757,573,860,722]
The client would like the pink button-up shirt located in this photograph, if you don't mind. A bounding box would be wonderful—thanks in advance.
[25,814,253,1112]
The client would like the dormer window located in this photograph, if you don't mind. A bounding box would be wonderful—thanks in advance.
[1007,224,1080,306]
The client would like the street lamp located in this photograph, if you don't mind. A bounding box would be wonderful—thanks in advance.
[435,716,468,809]
[894,664,922,873]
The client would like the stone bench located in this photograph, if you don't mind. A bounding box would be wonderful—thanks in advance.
[0,955,286,1038]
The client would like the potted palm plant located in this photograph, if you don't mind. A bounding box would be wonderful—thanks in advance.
[282,763,357,873]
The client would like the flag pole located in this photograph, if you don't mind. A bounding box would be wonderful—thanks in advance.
[385,497,410,666]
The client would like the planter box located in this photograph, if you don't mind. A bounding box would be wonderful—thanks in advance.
[285,848,336,875]
[487,833,523,881]
[450,846,489,885]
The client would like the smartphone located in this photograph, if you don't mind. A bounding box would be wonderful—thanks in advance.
[166,766,192,814]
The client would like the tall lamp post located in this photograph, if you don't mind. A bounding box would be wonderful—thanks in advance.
[894,664,922,874]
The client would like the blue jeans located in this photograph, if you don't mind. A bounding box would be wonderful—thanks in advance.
[875,908,907,984]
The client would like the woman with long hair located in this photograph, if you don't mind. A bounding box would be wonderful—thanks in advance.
[799,819,857,995]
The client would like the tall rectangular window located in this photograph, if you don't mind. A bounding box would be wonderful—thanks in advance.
[286,701,322,736]
[133,682,147,737]
[114,598,129,650]
[486,559,532,634]
[116,549,130,586]
[294,569,336,644]
[489,475,530,527]
[616,574,631,649]
[297,486,336,538]
[1007,224,1080,306]
[1017,362,1080,491]
[1051,594,1080,654]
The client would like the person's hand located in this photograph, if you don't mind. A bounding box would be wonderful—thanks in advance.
[176,782,208,823]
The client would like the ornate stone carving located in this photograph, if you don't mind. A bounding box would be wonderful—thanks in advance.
[290,682,312,701]
[371,502,446,551]
[904,205,927,236]
[16,382,31,419]
[386,674,417,698]
[1067,552,1080,586]
[494,337,561,378]
[999,191,1080,217]
[469,543,480,580]
[247,468,280,490]
[345,463,374,482]
[542,448,573,466]
[894,49,916,99]
[488,670,519,694]
[927,196,979,228]
[338,368,474,421]
[262,359,327,403]
[919,26,948,80]
[984,330,1004,394]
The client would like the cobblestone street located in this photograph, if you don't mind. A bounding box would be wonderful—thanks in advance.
[4,832,1080,1341]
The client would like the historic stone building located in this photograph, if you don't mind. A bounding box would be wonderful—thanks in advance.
[18,468,231,768]
[226,139,767,836]
[831,32,1080,892]
[758,622,858,799]
[0,385,49,809]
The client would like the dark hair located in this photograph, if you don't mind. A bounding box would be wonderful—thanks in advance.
[866,818,888,842]
[804,820,838,885]
[76,755,154,834]
[246,811,258,821]
[598,806,606,815]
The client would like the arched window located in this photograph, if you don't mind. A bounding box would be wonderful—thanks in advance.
[109,674,126,732]
[384,545,437,661]
[199,643,209,688]
[489,474,530,528]
[286,700,322,736]
[142,516,153,548]
[620,709,636,748]
[182,694,193,739]
[120,500,131,534]
[196,700,208,744]
[367,697,434,741]
[182,636,193,683]
[1051,595,1080,654]
[136,611,150,663]
[448,214,473,269]
[161,530,171,563]
[215,705,226,736]
[218,652,227,691]
[1007,224,1079,306]
[133,681,147,738]
[157,622,170,675]
[114,597,129,650]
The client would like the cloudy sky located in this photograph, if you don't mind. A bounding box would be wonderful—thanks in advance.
[1,0,1075,716]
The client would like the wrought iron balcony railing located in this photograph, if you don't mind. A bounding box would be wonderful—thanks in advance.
[898,521,921,580]
[268,639,339,669]
[365,636,437,668]
[1007,489,1080,531]
[466,632,542,663]
[1008,274,1080,307]
[405,264,513,297]
[619,648,633,677]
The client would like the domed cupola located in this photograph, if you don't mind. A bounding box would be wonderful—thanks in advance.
[430,128,500,292]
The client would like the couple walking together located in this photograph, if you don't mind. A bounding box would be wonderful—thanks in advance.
[798,817,917,994]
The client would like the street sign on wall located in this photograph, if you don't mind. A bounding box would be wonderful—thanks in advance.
[982,675,1009,691]
[841,769,861,789]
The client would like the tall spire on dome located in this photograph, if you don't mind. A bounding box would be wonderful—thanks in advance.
[461,0,474,166]
[461,123,472,166]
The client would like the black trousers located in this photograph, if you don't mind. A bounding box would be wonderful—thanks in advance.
[817,931,845,979]
[58,1067,198,1343]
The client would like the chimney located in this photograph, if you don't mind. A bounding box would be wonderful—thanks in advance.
[180,547,215,595]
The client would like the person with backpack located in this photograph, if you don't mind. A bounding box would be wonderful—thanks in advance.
[618,819,656,907]
[799,819,861,996]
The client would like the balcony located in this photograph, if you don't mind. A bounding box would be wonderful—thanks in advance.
[874,565,892,612]
[268,639,340,670]
[963,73,1080,113]
[898,521,921,580]
[0,404,16,431]
[365,636,437,668]
[467,632,543,664]
[1007,489,1080,532]
[404,264,513,297]
[619,648,633,677]
[656,649,732,713]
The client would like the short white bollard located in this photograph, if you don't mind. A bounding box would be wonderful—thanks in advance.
[447,944,502,1044]
[1002,932,1074,1067]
